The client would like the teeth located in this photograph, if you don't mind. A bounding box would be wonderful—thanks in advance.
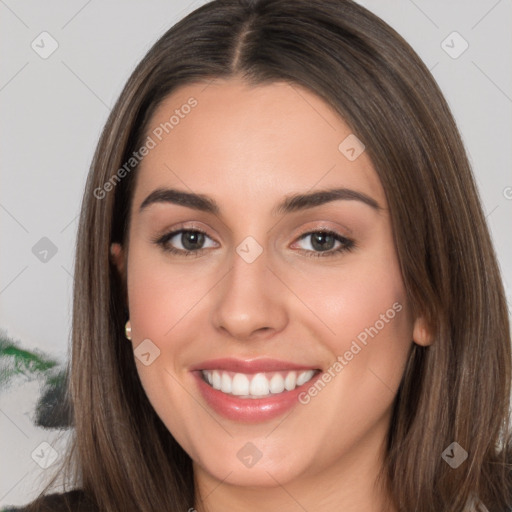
[221,372,232,394]
[284,372,296,391]
[212,370,221,390]
[250,373,270,396]
[201,369,316,398]
[296,369,315,386]
[231,373,250,396]
[269,373,285,394]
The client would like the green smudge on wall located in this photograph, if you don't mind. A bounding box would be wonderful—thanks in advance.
[0,330,72,428]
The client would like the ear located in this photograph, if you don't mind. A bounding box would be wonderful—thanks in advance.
[412,315,433,347]
[110,243,126,278]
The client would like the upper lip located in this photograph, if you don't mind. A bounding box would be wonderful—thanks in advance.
[190,357,319,373]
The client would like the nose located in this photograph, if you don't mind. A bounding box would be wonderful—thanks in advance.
[211,245,288,342]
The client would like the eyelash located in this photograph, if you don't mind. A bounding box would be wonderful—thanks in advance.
[153,227,356,258]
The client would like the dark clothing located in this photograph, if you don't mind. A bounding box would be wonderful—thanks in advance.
[4,490,98,512]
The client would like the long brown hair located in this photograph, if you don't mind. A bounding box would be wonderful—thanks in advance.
[27,0,512,510]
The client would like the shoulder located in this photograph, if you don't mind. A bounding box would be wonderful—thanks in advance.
[4,489,98,512]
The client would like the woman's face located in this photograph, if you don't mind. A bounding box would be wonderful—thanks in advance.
[112,78,428,494]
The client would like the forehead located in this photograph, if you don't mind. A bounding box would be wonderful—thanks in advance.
[133,78,385,213]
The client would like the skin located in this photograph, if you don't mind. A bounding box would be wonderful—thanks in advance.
[111,78,431,512]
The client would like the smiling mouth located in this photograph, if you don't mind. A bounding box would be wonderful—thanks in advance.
[200,369,320,399]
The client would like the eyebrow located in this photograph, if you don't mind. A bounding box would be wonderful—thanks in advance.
[139,187,382,215]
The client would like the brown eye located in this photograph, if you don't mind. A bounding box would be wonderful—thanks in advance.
[294,230,355,258]
[179,231,205,251]
[155,229,216,256]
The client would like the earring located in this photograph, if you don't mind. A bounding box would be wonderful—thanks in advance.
[125,320,132,340]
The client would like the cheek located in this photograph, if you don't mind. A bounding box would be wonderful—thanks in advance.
[126,245,208,342]
[279,249,413,465]
[125,247,209,447]
[303,247,408,313]
[125,244,216,414]
[290,244,413,389]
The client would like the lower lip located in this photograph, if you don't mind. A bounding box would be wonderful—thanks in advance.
[192,371,321,422]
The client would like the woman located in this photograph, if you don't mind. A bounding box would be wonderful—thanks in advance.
[16,0,512,510]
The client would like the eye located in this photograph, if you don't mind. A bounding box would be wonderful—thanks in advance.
[153,227,355,258]
[293,230,356,258]
[154,229,217,257]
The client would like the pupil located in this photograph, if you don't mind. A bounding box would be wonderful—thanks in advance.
[311,232,334,251]
[182,231,204,251]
